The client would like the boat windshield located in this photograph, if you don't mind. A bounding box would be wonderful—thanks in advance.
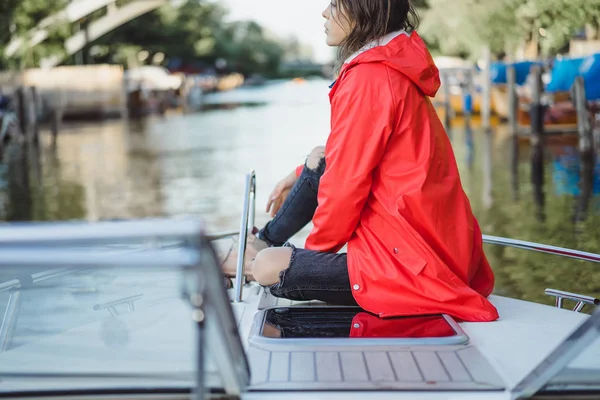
[0,219,248,397]
[512,307,600,399]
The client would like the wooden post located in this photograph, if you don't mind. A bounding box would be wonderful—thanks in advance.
[7,137,32,221]
[594,112,600,157]
[180,77,189,114]
[15,87,26,138]
[442,70,452,136]
[574,76,594,223]
[30,86,39,145]
[507,65,519,200]
[464,70,474,168]
[50,89,65,144]
[51,108,62,145]
[481,48,492,132]
[121,70,129,120]
[481,47,493,209]
[464,114,474,169]
[530,65,545,221]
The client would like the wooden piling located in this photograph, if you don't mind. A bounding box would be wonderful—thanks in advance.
[481,48,492,132]
[29,87,39,145]
[530,65,545,221]
[594,112,600,156]
[481,47,493,209]
[15,87,26,138]
[574,76,594,223]
[50,108,63,145]
[464,69,474,168]
[507,65,519,200]
[442,70,452,136]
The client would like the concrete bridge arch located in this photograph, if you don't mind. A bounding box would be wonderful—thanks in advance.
[4,0,169,67]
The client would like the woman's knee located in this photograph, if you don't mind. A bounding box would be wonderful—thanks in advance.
[252,247,293,286]
[306,146,325,171]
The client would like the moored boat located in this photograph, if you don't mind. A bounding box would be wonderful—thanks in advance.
[0,173,598,400]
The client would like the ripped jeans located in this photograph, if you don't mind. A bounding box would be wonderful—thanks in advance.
[256,160,357,306]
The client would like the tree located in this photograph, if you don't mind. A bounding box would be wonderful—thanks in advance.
[93,0,285,77]
[420,0,522,58]
[0,0,69,69]
[420,0,600,59]
[517,0,600,55]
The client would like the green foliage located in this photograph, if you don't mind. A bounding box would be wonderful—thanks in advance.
[517,0,600,54]
[0,0,69,69]
[420,0,600,58]
[2,0,286,77]
[93,0,286,77]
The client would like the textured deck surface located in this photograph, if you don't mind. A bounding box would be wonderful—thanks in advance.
[248,291,505,391]
[248,343,504,391]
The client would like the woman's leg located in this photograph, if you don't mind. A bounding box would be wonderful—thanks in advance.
[253,244,357,306]
[220,147,325,279]
[257,146,325,247]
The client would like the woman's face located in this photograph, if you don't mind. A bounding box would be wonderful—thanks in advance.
[322,1,353,46]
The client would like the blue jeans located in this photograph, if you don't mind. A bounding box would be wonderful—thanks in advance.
[257,160,357,306]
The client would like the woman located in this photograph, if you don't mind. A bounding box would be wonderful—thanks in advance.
[222,0,499,322]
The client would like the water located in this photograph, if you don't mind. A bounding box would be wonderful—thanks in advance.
[1,77,599,309]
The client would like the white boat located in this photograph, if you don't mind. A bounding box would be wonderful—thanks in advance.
[0,172,598,400]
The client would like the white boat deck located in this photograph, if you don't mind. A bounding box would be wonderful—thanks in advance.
[230,284,592,399]
[0,278,595,400]
[0,274,595,399]
[0,220,598,399]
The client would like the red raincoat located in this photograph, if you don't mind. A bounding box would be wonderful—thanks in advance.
[303,31,499,322]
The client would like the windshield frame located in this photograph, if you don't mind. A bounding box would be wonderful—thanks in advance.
[0,219,250,399]
[511,307,600,399]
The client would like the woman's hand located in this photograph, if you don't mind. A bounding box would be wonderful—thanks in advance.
[266,169,298,217]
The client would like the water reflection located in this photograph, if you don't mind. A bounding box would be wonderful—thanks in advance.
[0,79,598,308]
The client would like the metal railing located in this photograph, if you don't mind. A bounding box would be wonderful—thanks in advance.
[0,268,75,292]
[0,268,89,353]
[483,234,600,312]
[483,235,600,264]
[234,171,256,303]
[544,289,600,312]
[0,291,20,353]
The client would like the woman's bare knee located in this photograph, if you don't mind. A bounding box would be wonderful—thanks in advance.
[252,247,293,286]
[306,146,325,170]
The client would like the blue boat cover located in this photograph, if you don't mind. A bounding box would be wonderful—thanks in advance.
[546,54,600,100]
[490,61,539,85]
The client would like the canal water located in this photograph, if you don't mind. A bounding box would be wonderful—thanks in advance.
[1,77,599,308]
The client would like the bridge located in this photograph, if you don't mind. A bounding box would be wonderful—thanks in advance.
[4,0,168,68]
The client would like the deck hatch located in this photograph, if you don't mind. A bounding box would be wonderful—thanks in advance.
[250,306,469,348]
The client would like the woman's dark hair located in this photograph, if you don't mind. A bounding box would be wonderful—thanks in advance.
[335,0,420,67]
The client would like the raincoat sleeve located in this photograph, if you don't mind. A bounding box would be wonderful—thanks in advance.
[305,66,395,252]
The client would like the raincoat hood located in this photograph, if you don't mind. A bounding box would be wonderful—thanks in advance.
[340,30,441,98]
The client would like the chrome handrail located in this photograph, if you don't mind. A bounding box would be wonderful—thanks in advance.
[0,268,84,293]
[0,291,20,353]
[234,171,256,303]
[93,294,144,316]
[483,234,600,312]
[482,235,600,264]
[545,289,600,312]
